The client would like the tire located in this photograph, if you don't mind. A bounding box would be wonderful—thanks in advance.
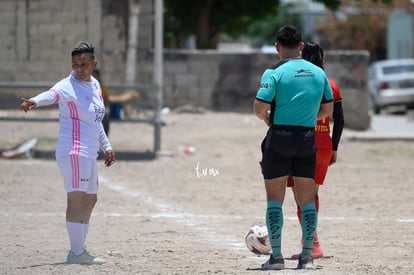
[370,95,380,114]
[373,104,380,114]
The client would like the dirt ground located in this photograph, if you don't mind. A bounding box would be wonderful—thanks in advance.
[0,109,413,274]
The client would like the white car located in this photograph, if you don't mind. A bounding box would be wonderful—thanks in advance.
[368,58,414,113]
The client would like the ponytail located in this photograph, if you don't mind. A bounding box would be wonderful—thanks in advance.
[301,42,324,69]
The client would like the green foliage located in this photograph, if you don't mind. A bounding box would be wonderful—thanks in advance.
[244,3,305,47]
[163,0,395,49]
[164,0,281,49]
[313,0,392,10]
[314,0,341,10]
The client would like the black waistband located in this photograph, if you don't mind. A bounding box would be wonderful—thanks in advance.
[271,124,314,131]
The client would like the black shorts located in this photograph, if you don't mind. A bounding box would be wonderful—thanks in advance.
[260,125,316,180]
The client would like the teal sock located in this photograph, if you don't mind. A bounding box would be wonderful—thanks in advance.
[266,200,283,258]
[300,202,318,257]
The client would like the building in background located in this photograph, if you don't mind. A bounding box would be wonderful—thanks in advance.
[0,0,153,84]
[282,0,326,38]
[388,12,414,59]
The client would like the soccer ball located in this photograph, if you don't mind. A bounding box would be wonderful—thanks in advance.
[244,225,271,254]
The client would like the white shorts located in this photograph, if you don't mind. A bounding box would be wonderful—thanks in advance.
[56,155,99,194]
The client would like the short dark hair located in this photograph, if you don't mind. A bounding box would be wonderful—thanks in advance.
[71,41,95,60]
[276,25,302,49]
[92,69,101,81]
[301,42,324,69]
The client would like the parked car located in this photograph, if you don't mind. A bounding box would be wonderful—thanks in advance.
[368,58,414,113]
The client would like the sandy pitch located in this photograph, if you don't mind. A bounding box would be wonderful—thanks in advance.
[1,110,413,274]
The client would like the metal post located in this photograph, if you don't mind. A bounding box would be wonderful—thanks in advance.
[125,0,140,85]
[153,0,163,154]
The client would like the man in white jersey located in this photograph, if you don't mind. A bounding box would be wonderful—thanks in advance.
[20,42,115,265]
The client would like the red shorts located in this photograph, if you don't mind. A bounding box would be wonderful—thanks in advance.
[287,134,332,187]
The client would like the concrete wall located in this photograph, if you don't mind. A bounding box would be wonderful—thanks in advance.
[137,49,371,130]
[0,0,370,130]
[324,51,371,130]
[0,0,152,83]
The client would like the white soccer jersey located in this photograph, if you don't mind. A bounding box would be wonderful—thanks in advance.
[32,72,112,158]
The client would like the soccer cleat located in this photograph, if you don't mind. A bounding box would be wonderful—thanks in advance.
[292,234,323,259]
[291,246,323,259]
[261,255,285,270]
[297,254,314,269]
[67,249,106,265]
[310,244,323,259]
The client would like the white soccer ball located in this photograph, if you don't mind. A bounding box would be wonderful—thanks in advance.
[244,225,272,254]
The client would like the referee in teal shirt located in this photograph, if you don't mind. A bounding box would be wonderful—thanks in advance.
[253,25,333,271]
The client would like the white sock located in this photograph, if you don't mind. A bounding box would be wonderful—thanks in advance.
[83,223,90,246]
[66,222,85,256]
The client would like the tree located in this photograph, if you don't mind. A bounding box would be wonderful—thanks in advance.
[164,0,281,49]
[314,0,403,61]
[313,0,392,10]
[244,3,305,47]
[163,0,395,49]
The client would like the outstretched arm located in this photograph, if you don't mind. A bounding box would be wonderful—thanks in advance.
[20,90,58,112]
[20,98,36,112]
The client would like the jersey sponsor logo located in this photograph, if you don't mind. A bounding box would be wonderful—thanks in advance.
[260,83,269,88]
[315,125,329,133]
[295,69,314,78]
[93,103,106,122]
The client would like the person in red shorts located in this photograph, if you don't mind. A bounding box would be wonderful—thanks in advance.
[288,41,345,259]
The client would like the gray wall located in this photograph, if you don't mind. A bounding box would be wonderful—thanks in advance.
[0,0,152,83]
[137,49,371,130]
[0,0,370,130]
